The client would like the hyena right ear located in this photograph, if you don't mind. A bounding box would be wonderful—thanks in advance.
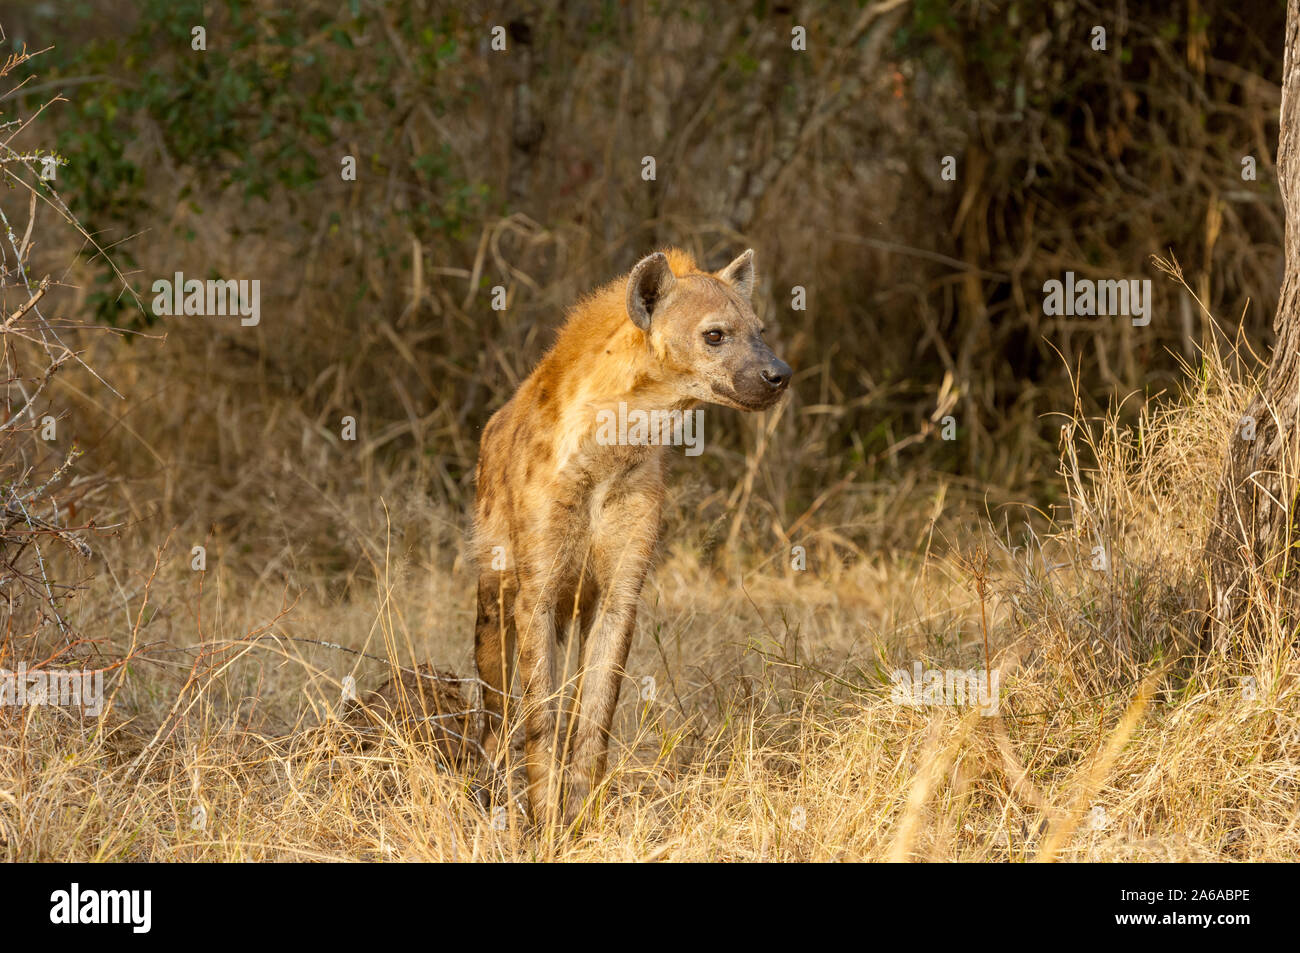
[716,248,755,299]
[626,252,676,331]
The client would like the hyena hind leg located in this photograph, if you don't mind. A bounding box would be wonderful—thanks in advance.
[474,570,517,763]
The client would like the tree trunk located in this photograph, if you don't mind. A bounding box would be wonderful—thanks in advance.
[1206,0,1300,640]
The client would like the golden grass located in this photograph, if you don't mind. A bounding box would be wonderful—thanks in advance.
[3,333,1298,862]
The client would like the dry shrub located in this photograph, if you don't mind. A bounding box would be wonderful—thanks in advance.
[342,661,478,766]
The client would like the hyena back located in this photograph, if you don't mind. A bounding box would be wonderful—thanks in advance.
[471,247,790,823]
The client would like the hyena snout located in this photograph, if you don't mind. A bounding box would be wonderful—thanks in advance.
[731,349,791,409]
[760,357,791,390]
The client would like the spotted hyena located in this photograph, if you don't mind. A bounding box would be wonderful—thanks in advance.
[471,247,790,822]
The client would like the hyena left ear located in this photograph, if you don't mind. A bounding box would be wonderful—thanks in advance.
[626,252,676,331]
[716,248,756,299]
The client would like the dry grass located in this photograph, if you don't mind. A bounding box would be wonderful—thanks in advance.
[3,329,1297,862]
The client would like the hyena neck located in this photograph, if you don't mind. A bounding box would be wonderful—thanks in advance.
[531,316,689,473]
[553,315,690,417]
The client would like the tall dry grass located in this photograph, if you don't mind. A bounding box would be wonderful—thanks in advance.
[3,313,1297,861]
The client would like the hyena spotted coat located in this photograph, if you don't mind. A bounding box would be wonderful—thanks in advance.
[471,248,790,822]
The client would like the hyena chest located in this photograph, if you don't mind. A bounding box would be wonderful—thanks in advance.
[545,444,665,557]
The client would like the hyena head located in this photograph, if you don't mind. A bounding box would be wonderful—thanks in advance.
[625,249,791,411]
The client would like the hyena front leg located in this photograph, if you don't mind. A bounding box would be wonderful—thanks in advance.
[514,583,562,822]
[566,487,660,817]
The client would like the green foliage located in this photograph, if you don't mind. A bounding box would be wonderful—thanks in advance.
[29,0,487,327]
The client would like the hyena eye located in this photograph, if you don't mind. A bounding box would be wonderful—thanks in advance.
[703,329,725,346]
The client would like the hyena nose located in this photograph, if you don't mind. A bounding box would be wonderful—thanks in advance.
[761,359,791,390]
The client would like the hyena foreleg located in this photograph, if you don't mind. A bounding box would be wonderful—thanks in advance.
[565,487,660,815]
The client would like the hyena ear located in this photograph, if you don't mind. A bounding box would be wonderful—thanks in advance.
[716,248,756,299]
[626,252,676,331]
